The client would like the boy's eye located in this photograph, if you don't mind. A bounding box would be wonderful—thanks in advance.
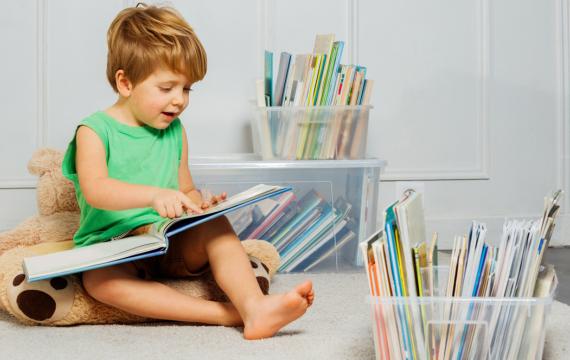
[159,87,172,92]
[183,87,193,93]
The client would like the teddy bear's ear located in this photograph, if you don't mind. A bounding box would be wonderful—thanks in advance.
[28,148,64,176]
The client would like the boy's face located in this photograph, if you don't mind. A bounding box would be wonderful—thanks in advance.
[127,67,192,129]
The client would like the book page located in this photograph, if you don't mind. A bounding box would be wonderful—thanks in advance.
[24,234,164,281]
[160,184,285,234]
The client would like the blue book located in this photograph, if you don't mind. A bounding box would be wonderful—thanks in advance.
[269,190,324,248]
[279,202,333,258]
[385,203,415,359]
[280,203,351,271]
[275,207,323,252]
[23,184,291,282]
[288,220,354,272]
[264,51,273,106]
[261,204,299,240]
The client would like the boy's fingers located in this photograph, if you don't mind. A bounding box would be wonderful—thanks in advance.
[211,192,227,205]
[166,204,176,218]
[200,189,213,202]
[174,202,184,217]
[180,195,203,214]
[201,201,210,209]
[157,205,167,218]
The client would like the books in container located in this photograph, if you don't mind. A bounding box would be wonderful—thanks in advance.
[274,206,323,252]
[258,203,299,240]
[246,191,297,240]
[279,202,334,260]
[287,219,356,272]
[273,52,292,106]
[238,196,279,239]
[225,207,253,236]
[269,189,324,249]
[279,198,353,272]
[23,184,291,282]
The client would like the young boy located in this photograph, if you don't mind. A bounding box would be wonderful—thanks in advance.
[62,3,314,340]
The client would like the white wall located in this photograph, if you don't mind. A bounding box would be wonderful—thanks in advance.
[0,0,568,248]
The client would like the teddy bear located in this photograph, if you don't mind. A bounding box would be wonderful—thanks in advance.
[0,148,280,325]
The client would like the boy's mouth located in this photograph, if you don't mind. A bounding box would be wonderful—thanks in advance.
[162,112,176,117]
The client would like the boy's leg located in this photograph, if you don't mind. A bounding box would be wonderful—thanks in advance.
[82,262,241,326]
[177,216,315,339]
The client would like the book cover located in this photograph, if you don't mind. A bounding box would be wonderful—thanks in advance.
[274,207,323,252]
[23,184,291,282]
[280,218,348,272]
[238,202,271,239]
[225,207,253,236]
[279,202,334,260]
[260,203,300,241]
[247,192,296,240]
[280,197,353,272]
[273,52,292,106]
[290,222,355,272]
[264,51,273,106]
[269,189,324,247]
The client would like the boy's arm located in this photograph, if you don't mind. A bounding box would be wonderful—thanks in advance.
[76,126,201,216]
[178,125,201,204]
[178,126,226,208]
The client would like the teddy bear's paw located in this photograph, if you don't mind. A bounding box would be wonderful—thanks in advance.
[7,273,75,323]
[249,256,270,295]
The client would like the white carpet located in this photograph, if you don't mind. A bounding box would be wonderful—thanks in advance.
[0,273,568,359]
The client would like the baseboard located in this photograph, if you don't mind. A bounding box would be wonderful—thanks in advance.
[426,213,570,249]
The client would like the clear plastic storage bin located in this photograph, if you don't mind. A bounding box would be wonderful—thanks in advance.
[251,105,372,160]
[190,157,384,272]
[368,266,558,360]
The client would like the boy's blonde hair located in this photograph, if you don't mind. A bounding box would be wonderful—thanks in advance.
[106,3,207,92]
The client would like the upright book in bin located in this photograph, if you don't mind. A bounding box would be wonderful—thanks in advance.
[23,184,291,282]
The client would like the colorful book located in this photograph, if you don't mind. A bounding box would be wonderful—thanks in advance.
[259,203,300,241]
[279,202,334,260]
[290,221,355,272]
[264,51,273,106]
[247,192,296,239]
[269,190,324,248]
[23,184,291,282]
[274,207,323,252]
[273,52,292,106]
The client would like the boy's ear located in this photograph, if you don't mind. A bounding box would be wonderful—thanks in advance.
[115,69,133,97]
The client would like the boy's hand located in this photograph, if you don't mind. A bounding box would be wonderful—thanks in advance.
[200,189,227,210]
[151,189,203,218]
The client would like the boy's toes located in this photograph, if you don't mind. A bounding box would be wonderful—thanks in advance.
[294,280,313,297]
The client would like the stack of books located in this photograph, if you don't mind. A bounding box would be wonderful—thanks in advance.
[227,188,356,272]
[259,34,373,108]
[253,34,374,160]
[362,190,562,359]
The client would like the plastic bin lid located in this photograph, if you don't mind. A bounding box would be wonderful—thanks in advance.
[189,155,386,170]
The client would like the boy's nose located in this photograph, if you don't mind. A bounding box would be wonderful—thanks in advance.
[172,93,184,106]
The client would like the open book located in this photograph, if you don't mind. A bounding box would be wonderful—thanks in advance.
[23,184,291,282]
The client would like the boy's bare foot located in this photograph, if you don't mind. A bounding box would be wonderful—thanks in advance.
[243,280,314,340]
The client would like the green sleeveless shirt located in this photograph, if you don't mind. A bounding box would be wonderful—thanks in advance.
[62,111,182,247]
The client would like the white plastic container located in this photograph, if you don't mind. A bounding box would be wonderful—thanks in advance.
[251,105,372,160]
[368,266,558,360]
[190,157,384,272]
